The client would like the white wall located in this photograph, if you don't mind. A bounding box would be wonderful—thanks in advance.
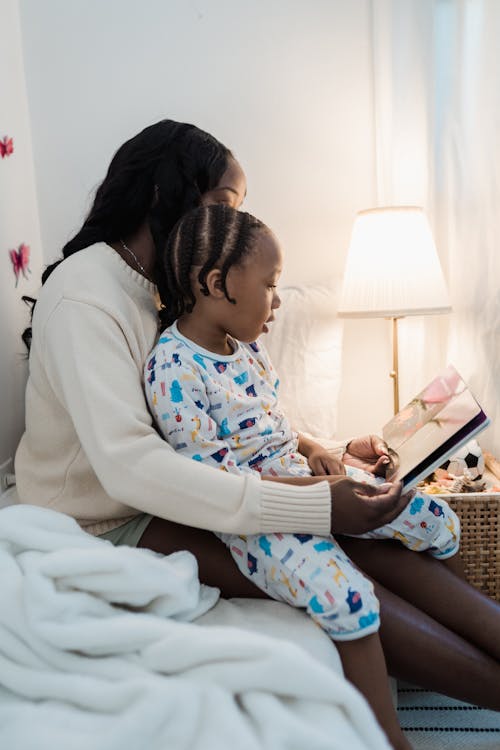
[0,0,43,467]
[18,0,396,438]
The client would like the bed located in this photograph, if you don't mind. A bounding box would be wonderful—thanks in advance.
[0,286,394,749]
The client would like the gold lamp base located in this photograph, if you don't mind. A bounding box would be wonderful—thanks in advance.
[389,317,401,415]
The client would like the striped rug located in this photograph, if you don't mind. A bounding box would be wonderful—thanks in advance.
[398,684,500,749]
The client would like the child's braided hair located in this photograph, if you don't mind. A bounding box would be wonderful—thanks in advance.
[158,203,266,328]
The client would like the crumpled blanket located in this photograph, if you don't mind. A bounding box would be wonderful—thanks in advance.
[0,505,389,749]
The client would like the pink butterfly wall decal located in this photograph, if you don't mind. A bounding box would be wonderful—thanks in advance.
[9,243,31,286]
[0,136,14,158]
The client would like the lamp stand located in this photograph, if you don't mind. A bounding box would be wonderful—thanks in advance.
[389,316,401,415]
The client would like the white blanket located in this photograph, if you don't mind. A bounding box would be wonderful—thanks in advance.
[0,505,389,750]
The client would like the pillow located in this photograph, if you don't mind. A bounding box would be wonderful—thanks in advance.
[264,286,344,439]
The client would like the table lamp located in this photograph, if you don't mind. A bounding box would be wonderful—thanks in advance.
[338,206,451,414]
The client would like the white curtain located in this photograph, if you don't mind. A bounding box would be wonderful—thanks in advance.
[370,0,500,454]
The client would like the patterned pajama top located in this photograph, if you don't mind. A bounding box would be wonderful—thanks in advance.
[144,321,309,478]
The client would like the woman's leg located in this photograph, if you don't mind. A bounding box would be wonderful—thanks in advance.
[338,537,500,661]
[138,516,271,598]
[338,536,500,708]
[139,519,500,712]
[376,578,500,710]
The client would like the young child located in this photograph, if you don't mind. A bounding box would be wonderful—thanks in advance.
[144,203,460,749]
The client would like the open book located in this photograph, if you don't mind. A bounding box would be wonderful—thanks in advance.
[384,365,490,490]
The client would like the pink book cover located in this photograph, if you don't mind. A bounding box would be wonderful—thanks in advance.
[383,365,489,489]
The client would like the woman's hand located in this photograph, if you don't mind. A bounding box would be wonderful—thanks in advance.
[298,434,346,476]
[264,473,410,534]
[327,475,410,535]
[343,434,393,476]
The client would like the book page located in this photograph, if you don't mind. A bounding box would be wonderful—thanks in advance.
[383,365,468,450]
[387,388,482,483]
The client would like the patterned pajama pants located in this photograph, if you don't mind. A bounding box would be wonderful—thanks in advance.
[217,469,460,642]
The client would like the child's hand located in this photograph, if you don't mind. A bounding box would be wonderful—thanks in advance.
[307,446,346,476]
[297,434,346,476]
[343,434,393,476]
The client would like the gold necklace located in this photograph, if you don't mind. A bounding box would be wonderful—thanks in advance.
[120,239,151,280]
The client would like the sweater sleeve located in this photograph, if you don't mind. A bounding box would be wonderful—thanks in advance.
[42,299,332,535]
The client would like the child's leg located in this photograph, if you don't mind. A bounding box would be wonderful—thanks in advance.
[354,490,460,561]
[216,531,410,748]
[216,530,381,640]
[337,635,411,750]
[344,466,460,561]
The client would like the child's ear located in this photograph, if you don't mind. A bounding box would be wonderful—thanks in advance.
[204,269,225,298]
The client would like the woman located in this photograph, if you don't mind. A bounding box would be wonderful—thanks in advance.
[16,119,500,724]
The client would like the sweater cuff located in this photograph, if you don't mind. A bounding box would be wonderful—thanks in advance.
[259,481,331,535]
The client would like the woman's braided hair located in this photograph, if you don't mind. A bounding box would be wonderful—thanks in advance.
[158,203,266,328]
[23,119,232,348]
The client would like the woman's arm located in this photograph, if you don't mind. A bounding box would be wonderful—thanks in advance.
[41,300,333,535]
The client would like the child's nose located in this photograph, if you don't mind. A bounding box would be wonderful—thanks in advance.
[272,292,281,309]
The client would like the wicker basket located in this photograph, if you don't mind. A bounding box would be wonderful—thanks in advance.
[445,493,500,601]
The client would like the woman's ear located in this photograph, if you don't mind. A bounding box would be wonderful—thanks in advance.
[204,268,225,298]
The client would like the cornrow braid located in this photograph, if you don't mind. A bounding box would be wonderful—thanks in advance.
[218,211,255,304]
[198,201,235,298]
[158,209,201,328]
[159,204,266,328]
[175,208,202,313]
[158,222,183,325]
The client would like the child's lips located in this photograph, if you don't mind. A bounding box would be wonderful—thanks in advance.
[262,316,275,334]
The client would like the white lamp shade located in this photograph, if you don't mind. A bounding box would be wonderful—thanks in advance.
[338,206,451,318]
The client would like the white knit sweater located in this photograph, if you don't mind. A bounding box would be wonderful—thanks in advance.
[15,244,333,536]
